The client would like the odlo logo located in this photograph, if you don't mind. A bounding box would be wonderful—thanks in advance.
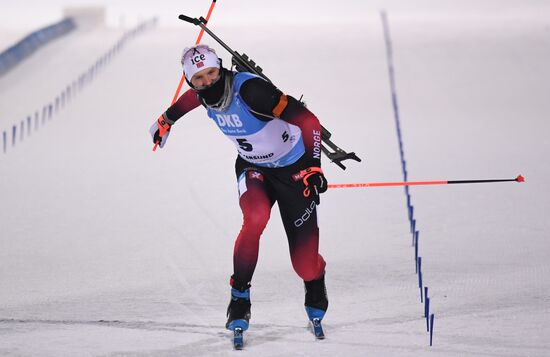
[294,201,317,227]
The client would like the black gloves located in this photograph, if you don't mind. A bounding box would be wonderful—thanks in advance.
[296,167,328,205]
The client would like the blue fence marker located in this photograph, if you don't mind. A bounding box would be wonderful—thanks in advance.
[414,233,419,267]
[429,314,435,346]
[1,18,157,156]
[424,287,429,314]
[27,116,31,136]
[20,120,24,141]
[12,125,17,147]
[419,272,423,302]
[382,10,438,346]
[417,257,423,302]
[425,297,430,331]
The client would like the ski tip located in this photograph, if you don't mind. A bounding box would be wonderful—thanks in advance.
[516,174,525,183]
[233,327,244,350]
[314,330,325,339]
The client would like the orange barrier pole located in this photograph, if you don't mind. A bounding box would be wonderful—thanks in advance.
[153,0,218,151]
[170,0,217,105]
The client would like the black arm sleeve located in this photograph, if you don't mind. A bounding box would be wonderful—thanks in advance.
[239,78,283,121]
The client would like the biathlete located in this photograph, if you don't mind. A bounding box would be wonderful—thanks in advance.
[150,44,329,333]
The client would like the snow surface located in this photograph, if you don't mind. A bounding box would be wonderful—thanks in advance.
[1,1,550,356]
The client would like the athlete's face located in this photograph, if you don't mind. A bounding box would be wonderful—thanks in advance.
[191,67,220,88]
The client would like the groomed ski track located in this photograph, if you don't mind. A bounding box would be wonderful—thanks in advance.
[1,2,550,356]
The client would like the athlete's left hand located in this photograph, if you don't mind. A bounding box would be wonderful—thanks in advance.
[300,167,328,205]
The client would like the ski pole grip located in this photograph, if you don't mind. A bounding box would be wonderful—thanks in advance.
[178,14,201,25]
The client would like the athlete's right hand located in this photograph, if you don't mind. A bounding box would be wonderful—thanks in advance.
[298,166,327,205]
[149,114,172,149]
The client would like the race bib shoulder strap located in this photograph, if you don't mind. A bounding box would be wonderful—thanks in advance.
[272,94,288,118]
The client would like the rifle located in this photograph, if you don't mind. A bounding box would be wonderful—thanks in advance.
[179,14,361,170]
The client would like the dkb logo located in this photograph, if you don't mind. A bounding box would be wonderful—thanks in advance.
[215,114,243,128]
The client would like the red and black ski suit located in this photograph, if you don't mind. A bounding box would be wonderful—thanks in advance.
[163,72,326,286]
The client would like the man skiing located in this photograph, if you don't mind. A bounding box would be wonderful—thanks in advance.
[150,44,329,339]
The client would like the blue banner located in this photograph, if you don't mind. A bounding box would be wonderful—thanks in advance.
[0,18,76,77]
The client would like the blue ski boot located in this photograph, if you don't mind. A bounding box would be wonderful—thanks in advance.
[226,276,251,332]
[226,276,251,349]
[304,273,328,339]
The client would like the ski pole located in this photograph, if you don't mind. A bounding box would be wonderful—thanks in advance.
[327,175,524,189]
[153,0,218,152]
